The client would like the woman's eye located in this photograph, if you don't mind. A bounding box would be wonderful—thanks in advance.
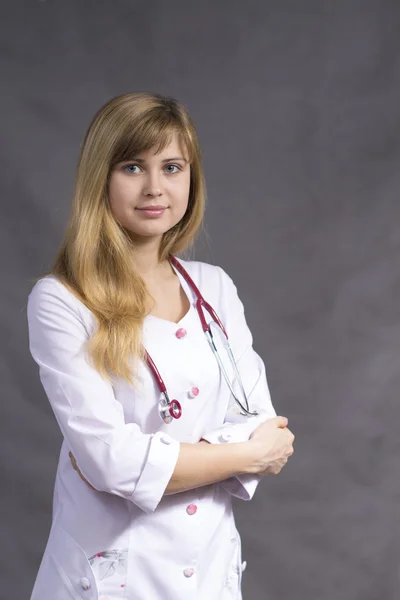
[165,164,180,174]
[123,164,141,174]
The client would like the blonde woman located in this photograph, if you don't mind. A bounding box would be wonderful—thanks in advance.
[27,92,294,600]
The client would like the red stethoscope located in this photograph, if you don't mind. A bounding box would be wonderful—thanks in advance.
[145,255,259,424]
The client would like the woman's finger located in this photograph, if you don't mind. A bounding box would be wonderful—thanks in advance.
[68,451,97,491]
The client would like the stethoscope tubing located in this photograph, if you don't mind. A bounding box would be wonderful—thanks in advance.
[145,350,182,423]
[205,323,259,417]
[145,255,258,423]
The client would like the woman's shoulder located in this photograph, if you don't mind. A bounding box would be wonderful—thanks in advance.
[28,274,89,318]
[29,274,77,301]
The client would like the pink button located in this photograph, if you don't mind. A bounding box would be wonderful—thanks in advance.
[188,386,200,399]
[183,567,195,578]
[175,328,187,339]
[186,503,198,515]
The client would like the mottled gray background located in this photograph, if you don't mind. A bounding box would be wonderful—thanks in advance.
[2,0,400,598]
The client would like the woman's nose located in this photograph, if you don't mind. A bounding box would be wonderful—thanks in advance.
[143,172,162,197]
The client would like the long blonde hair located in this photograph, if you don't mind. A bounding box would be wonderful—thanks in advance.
[39,92,206,386]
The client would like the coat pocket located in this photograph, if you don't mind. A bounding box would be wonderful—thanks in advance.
[88,549,129,599]
[31,524,99,600]
[222,530,244,600]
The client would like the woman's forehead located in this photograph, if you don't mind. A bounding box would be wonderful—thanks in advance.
[119,133,190,162]
[136,137,188,159]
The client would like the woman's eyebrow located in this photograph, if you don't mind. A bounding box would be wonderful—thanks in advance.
[162,156,188,163]
[126,156,188,163]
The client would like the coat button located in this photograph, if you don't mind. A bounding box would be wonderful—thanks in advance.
[183,567,195,578]
[220,429,234,442]
[188,386,200,399]
[80,577,91,590]
[186,503,198,515]
[242,560,247,572]
[175,328,187,339]
[160,436,171,445]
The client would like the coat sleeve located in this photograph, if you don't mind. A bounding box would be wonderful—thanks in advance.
[200,267,277,501]
[27,277,180,514]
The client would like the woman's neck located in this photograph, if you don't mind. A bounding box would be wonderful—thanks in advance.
[130,239,173,281]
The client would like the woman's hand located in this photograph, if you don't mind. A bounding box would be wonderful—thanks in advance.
[246,416,295,475]
[69,451,97,491]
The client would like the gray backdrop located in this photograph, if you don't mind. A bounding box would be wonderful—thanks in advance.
[2,1,400,598]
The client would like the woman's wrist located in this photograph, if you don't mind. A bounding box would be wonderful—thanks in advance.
[200,437,258,476]
[228,440,258,476]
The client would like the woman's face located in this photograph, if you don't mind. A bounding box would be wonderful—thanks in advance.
[108,132,191,243]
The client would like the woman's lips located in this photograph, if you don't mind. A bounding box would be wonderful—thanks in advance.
[136,206,167,218]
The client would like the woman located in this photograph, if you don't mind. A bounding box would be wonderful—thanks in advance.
[27,92,294,600]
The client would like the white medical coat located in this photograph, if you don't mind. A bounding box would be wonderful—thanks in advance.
[27,257,276,600]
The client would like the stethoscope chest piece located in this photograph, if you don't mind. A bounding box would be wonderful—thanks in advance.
[159,393,182,424]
